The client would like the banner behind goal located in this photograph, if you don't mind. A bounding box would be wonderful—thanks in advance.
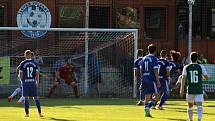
[0,27,138,98]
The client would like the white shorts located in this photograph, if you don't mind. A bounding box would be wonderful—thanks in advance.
[186,94,204,103]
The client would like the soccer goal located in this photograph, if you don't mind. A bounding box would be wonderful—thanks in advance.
[0,27,138,98]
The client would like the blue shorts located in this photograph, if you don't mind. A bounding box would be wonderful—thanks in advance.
[159,78,169,93]
[141,76,158,95]
[22,85,38,97]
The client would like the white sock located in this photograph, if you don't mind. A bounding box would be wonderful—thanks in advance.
[197,106,203,120]
[18,96,25,102]
[188,108,193,121]
[11,88,21,97]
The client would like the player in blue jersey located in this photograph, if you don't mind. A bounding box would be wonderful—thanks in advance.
[169,50,181,90]
[157,50,171,109]
[134,49,144,106]
[139,44,160,117]
[19,50,43,117]
[8,52,35,104]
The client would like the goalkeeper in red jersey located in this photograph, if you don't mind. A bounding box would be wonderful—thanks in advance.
[47,58,80,97]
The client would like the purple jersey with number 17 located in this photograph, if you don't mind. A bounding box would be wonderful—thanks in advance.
[158,58,170,80]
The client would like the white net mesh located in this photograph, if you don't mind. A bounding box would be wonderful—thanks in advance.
[0,28,137,98]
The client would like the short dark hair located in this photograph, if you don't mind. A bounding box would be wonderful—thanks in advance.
[137,49,143,57]
[190,52,198,62]
[170,50,176,56]
[171,51,181,61]
[147,44,156,54]
[160,50,167,57]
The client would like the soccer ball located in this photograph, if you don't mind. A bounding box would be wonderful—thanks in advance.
[27,6,42,27]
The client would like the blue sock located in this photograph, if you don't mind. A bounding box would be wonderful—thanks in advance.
[24,98,29,115]
[145,102,149,109]
[35,99,41,114]
[159,92,168,107]
[140,90,144,101]
[148,100,155,108]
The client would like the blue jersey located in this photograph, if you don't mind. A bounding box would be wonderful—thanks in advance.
[139,54,158,81]
[169,60,179,74]
[158,58,170,80]
[19,59,38,87]
[134,57,142,70]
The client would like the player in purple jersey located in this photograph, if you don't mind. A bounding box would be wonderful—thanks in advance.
[134,49,144,106]
[8,52,35,104]
[139,44,160,117]
[19,50,43,117]
[157,50,171,109]
[169,50,181,88]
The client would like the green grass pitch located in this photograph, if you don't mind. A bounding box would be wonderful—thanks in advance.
[0,98,214,121]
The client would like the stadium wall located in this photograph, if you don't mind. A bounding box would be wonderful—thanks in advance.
[0,0,176,55]
[1,0,215,58]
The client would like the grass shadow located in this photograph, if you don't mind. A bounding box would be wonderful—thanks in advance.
[48,117,76,121]
[0,98,138,107]
[164,118,187,121]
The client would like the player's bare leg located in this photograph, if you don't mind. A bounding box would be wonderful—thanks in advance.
[136,85,144,106]
[8,87,22,102]
[95,82,100,98]
[150,93,159,109]
[17,96,25,104]
[144,94,152,117]
[71,82,80,98]
[188,102,194,121]
[47,80,59,97]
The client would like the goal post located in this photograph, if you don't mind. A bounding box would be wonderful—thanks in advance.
[0,27,138,98]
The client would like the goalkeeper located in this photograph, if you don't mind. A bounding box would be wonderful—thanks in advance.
[47,58,80,97]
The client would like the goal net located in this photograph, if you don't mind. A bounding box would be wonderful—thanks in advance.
[0,27,138,98]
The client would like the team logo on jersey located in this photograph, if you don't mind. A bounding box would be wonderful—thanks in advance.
[17,1,51,38]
